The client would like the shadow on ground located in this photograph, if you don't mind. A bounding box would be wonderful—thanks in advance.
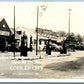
[44,57,84,71]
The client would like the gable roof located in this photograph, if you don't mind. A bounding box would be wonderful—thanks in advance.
[16,26,36,39]
[0,17,4,22]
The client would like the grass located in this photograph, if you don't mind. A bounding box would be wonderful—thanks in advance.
[44,59,83,71]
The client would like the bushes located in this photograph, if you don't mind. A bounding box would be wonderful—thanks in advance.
[75,44,84,50]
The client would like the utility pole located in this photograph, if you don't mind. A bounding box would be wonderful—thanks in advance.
[36,4,47,55]
[68,9,71,35]
[36,5,39,56]
[14,5,15,57]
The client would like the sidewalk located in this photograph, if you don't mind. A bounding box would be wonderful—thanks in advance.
[11,51,70,60]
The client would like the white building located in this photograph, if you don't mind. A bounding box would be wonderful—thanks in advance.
[16,26,65,51]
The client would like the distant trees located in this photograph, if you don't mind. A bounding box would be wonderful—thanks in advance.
[58,31,67,37]
[75,34,83,44]
[66,33,84,44]
[66,33,76,42]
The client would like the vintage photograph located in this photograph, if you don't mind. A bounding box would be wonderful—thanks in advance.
[0,1,84,79]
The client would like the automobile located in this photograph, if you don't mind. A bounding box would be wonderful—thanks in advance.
[42,44,62,52]
[42,46,46,51]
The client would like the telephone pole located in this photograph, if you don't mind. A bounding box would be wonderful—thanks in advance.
[14,5,15,57]
[68,9,71,35]
[36,5,39,56]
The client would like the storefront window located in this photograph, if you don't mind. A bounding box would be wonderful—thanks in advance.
[39,40,41,45]
[45,41,46,45]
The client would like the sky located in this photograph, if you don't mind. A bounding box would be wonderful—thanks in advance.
[0,2,84,35]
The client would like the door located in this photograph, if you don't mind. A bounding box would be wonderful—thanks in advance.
[0,37,6,51]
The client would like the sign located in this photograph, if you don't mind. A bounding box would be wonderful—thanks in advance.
[0,31,10,36]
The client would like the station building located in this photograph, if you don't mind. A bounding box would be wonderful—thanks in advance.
[0,17,20,52]
[16,27,64,51]
[0,17,12,51]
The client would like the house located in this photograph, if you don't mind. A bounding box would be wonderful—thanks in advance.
[0,17,12,51]
[0,17,20,52]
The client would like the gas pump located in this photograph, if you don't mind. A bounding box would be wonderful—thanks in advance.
[46,39,51,55]
[20,32,28,56]
[30,35,32,51]
[60,40,67,54]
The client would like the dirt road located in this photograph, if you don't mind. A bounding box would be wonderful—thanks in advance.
[0,51,84,78]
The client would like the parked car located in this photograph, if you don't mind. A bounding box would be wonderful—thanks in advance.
[42,44,62,52]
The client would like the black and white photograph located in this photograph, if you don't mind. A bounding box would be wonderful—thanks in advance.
[0,1,84,79]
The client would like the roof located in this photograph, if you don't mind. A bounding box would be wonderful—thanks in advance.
[0,17,4,22]
[0,17,19,39]
[39,34,66,42]
[16,26,36,39]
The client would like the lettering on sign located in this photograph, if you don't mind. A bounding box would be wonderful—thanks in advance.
[0,31,10,36]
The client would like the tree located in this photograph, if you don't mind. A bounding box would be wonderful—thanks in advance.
[66,33,76,43]
[75,34,83,44]
[58,31,67,37]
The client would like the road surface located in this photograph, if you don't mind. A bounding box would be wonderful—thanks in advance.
[0,51,84,78]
